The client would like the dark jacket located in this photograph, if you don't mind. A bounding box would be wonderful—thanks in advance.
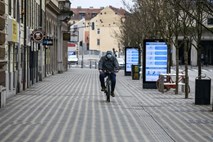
[98,55,119,72]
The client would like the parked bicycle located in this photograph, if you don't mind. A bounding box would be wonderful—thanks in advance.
[156,70,190,93]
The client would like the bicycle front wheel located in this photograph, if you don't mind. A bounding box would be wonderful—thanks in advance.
[106,80,111,102]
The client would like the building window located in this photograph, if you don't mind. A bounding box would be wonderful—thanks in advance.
[79,13,85,19]
[97,28,100,34]
[97,39,100,45]
[13,0,16,19]
[8,0,12,15]
[207,18,213,25]
[91,13,97,18]
[21,0,24,23]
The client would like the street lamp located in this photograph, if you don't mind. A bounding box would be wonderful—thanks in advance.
[58,0,73,22]
[58,0,71,11]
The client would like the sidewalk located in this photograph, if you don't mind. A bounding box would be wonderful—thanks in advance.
[0,68,212,142]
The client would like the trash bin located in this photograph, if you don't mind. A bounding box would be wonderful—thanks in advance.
[195,77,211,105]
[131,65,140,80]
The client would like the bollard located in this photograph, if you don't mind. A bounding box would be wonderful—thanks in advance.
[90,61,92,69]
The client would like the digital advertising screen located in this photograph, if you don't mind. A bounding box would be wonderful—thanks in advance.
[125,47,140,76]
[143,39,168,89]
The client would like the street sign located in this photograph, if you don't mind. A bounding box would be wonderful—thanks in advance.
[43,38,53,46]
[31,29,45,43]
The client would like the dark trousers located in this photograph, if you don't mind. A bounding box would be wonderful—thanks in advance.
[99,72,116,92]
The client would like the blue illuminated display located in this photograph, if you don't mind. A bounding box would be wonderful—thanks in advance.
[126,48,139,72]
[145,41,168,82]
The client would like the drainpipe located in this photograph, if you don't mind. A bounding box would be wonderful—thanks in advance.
[39,0,43,81]
[23,0,27,90]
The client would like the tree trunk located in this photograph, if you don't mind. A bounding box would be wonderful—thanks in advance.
[167,41,171,73]
[175,36,179,94]
[184,39,189,98]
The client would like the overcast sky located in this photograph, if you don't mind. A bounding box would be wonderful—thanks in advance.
[71,0,134,9]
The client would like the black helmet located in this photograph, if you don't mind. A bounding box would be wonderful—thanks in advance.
[106,51,112,55]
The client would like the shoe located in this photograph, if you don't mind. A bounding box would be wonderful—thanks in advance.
[111,92,115,97]
[101,87,106,91]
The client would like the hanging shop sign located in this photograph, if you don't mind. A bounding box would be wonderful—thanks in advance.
[7,18,18,43]
[43,38,53,46]
[63,32,70,41]
[31,29,45,43]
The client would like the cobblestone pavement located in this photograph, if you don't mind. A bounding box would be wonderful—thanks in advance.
[0,68,212,142]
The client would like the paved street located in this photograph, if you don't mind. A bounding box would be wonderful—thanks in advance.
[0,68,213,142]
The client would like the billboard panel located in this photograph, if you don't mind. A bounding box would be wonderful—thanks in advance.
[143,39,168,89]
[125,47,140,76]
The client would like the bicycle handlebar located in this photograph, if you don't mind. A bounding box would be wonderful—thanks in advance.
[100,69,119,73]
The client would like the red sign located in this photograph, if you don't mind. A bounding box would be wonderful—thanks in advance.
[68,43,76,47]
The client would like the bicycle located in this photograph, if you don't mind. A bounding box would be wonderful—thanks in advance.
[156,70,190,93]
[102,70,118,102]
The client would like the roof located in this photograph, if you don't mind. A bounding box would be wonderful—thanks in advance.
[108,5,127,16]
[71,7,103,20]
[71,6,127,21]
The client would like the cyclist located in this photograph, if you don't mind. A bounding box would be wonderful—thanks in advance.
[98,51,119,97]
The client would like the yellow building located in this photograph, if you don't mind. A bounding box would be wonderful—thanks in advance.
[89,6,125,53]
[70,6,126,55]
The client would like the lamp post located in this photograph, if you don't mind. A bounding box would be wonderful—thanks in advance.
[79,41,84,68]
[23,0,27,90]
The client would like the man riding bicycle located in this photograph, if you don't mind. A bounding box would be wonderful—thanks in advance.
[98,51,119,97]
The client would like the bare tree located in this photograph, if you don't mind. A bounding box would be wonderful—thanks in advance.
[119,0,212,98]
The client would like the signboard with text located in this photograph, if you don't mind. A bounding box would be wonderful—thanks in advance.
[43,38,53,46]
[143,39,168,89]
[124,47,140,76]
